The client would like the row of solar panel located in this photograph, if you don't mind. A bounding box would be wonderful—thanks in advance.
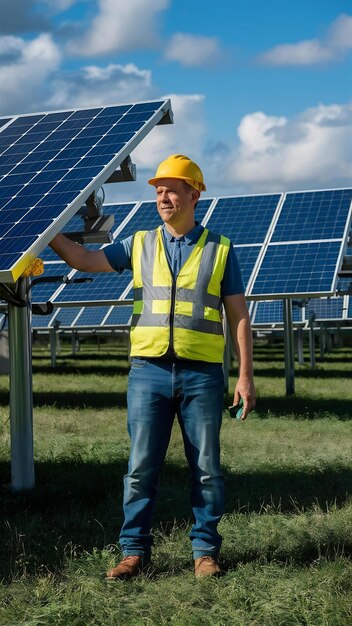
[26,296,352,330]
[29,188,352,307]
[1,296,351,331]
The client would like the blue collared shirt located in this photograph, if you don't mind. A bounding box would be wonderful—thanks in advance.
[104,222,244,296]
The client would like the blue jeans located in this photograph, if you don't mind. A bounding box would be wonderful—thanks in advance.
[119,357,224,560]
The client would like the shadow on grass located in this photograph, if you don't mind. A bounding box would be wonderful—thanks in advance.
[1,458,351,580]
[32,364,129,377]
[0,390,128,409]
[32,351,129,362]
[252,366,352,379]
[223,394,352,420]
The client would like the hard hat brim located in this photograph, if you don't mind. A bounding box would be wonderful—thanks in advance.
[148,175,206,192]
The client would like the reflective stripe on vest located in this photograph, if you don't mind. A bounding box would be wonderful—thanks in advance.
[130,226,231,362]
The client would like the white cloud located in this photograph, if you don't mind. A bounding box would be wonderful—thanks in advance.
[220,103,352,192]
[0,34,61,114]
[259,13,352,66]
[46,62,153,109]
[164,33,223,67]
[69,0,169,56]
[104,94,207,201]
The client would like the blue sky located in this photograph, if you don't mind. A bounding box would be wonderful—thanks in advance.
[0,0,351,200]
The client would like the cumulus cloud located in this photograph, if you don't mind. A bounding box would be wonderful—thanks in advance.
[0,34,61,114]
[164,33,223,67]
[104,94,207,201]
[45,63,153,109]
[69,0,169,56]
[259,13,352,66]
[220,103,352,192]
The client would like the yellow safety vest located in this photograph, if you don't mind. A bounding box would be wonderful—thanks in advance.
[130,226,231,363]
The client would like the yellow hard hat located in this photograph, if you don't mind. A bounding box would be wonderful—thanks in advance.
[148,154,206,192]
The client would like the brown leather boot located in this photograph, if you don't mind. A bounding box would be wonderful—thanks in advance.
[194,556,221,578]
[106,555,144,580]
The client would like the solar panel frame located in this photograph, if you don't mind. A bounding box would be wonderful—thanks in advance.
[0,99,172,283]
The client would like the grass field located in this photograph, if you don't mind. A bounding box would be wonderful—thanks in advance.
[0,337,351,626]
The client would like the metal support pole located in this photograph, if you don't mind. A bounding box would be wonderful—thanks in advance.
[71,330,76,355]
[326,329,332,353]
[319,323,326,359]
[309,317,316,368]
[336,326,343,349]
[8,278,35,491]
[283,299,295,395]
[50,327,57,369]
[297,327,304,365]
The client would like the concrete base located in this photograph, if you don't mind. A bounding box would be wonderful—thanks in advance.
[0,331,9,375]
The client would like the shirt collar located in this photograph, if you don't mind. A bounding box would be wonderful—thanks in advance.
[162,222,203,245]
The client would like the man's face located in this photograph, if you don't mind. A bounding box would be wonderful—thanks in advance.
[155,178,199,229]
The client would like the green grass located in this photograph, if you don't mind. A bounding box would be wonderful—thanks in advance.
[0,338,351,626]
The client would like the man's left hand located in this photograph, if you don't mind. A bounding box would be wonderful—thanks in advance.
[232,376,256,420]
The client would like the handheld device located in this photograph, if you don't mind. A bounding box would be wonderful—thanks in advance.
[228,397,244,420]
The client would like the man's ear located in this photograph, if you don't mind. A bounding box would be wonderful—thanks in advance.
[191,189,200,205]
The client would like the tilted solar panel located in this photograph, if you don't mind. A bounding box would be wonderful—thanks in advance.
[50,307,83,327]
[73,306,111,326]
[252,300,304,325]
[248,189,352,298]
[251,241,342,296]
[306,297,345,320]
[0,100,172,282]
[104,305,132,325]
[271,190,352,242]
[233,245,261,289]
[206,194,281,245]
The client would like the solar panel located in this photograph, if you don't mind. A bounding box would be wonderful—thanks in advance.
[31,310,57,328]
[74,306,111,327]
[233,245,261,289]
[271,190,352,242]
[104,305,132,325]
[0,100,172,283]
[206,194,281,244]
[248,189,352,298]
[251,241,342,297]
[30,263,70,302]
[252,300,304,325]
[306,297,345,320]
[51,307,83,327]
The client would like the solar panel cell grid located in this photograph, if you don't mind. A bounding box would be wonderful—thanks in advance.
[206,195,281,245]
[52,307,83,327]
[233,245,261,288]
[251,242,341,296]
[272,190,352,242]
[252,300,303,324]
[75,307,111,326]
[30,264,71,302]
[105,305,132,325]
[307,297,344,320]
[54,269,132,304]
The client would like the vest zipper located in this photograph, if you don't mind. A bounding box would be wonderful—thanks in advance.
[169,275,176,356]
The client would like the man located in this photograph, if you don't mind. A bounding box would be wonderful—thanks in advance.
[50,154,256,579]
